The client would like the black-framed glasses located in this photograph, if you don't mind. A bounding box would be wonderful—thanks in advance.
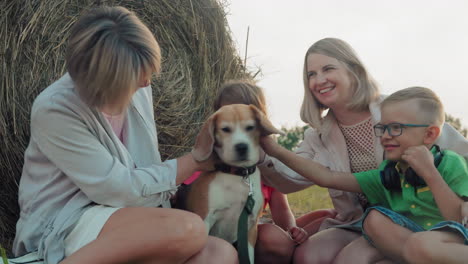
[373,123,429,137]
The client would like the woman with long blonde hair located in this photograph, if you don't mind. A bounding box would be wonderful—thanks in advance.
[261,38,468,263]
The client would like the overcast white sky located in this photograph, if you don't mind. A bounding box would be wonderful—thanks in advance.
[225,0,468,129]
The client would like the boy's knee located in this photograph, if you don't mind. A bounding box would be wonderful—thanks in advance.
[363,210,384,238]
[403,233,433,264]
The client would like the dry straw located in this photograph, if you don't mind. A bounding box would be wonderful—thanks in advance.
[0,0,249,254]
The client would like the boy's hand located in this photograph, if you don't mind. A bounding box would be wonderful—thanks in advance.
[260,136,283,157]
[288,226,308,244]
[401,145,436,180]
[462,202,468,227]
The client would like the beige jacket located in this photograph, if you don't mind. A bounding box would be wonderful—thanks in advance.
[261,96,468,229]
[14,74,178,263]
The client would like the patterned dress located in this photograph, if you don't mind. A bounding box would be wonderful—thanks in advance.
[338,117,378,209]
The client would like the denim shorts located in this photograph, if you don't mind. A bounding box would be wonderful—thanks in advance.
[362,206,468,245]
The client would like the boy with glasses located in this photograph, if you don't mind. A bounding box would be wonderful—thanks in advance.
[261,86,468,263]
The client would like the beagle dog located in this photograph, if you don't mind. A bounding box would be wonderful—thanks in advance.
[176,104,283,263]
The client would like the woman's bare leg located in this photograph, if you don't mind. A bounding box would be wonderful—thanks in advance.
[295,209,337,227]
[334,236,391,264]
[296,209,338,236]
[294,228,361,264]
[186,236,238,264]
[61,207,208,264]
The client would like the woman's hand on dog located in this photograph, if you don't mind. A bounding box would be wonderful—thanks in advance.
[288,226,308,245]
[260,136,283,158]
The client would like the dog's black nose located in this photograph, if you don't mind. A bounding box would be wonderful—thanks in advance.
[235,143,249,158]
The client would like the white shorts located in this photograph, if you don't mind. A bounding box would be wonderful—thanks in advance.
[64,205,120,256]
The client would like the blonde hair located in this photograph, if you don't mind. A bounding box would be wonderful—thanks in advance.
[214,79,268,114]
[300,38,380,129]
[66,6,161,110]
[381,86,445,127]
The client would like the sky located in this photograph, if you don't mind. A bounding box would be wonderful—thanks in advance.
[224,0,468,129]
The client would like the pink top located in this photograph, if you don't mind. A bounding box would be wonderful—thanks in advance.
[261,183,274,210]
[338,116,378,173]
[184,171,202,185]
[102,111,125,142]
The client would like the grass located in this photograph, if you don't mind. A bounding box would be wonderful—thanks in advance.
[262,185,333,219]
[287,186,333,217]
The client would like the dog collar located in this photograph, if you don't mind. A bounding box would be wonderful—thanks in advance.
[215,163,257,177]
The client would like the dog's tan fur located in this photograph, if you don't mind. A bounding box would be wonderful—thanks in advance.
[182,104,282,263]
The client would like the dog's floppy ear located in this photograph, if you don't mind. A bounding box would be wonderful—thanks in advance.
[192,113,217,161]
[249,105,285,136]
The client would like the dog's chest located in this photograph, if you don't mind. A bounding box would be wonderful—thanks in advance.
[205,170,263,242]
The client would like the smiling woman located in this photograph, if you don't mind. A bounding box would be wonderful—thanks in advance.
[258,37,468,264]
[305,53,354,116]
[257,38,384,263]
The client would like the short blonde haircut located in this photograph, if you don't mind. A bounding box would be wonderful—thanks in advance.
[214,79,268,115]
[381,86,445,127]
[300,38,380,129]
[66,6,161,110]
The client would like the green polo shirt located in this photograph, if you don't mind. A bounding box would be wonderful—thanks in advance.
[354,148,468,229]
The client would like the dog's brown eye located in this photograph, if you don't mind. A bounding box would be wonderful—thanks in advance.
[246,125,255,131]
[221,127,231,133]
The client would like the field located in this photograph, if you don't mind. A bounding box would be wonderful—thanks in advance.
[265,185,333,218]
[288,186,333,216]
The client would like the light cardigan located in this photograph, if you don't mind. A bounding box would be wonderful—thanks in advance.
[261,96,468,229]
[13,74,178,263]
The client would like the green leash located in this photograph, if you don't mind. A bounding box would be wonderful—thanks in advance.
[237,192,255,264]
[0,244,8,264]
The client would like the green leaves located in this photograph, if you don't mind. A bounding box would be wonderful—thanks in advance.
[276,125,308,151]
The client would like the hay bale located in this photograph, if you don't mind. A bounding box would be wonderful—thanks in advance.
[0,0,248,253]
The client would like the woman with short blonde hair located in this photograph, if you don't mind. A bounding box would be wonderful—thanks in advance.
[13,6,237,264]
[66,6,161,112]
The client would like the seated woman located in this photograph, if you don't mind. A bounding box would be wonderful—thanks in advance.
[12,6,237,264]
